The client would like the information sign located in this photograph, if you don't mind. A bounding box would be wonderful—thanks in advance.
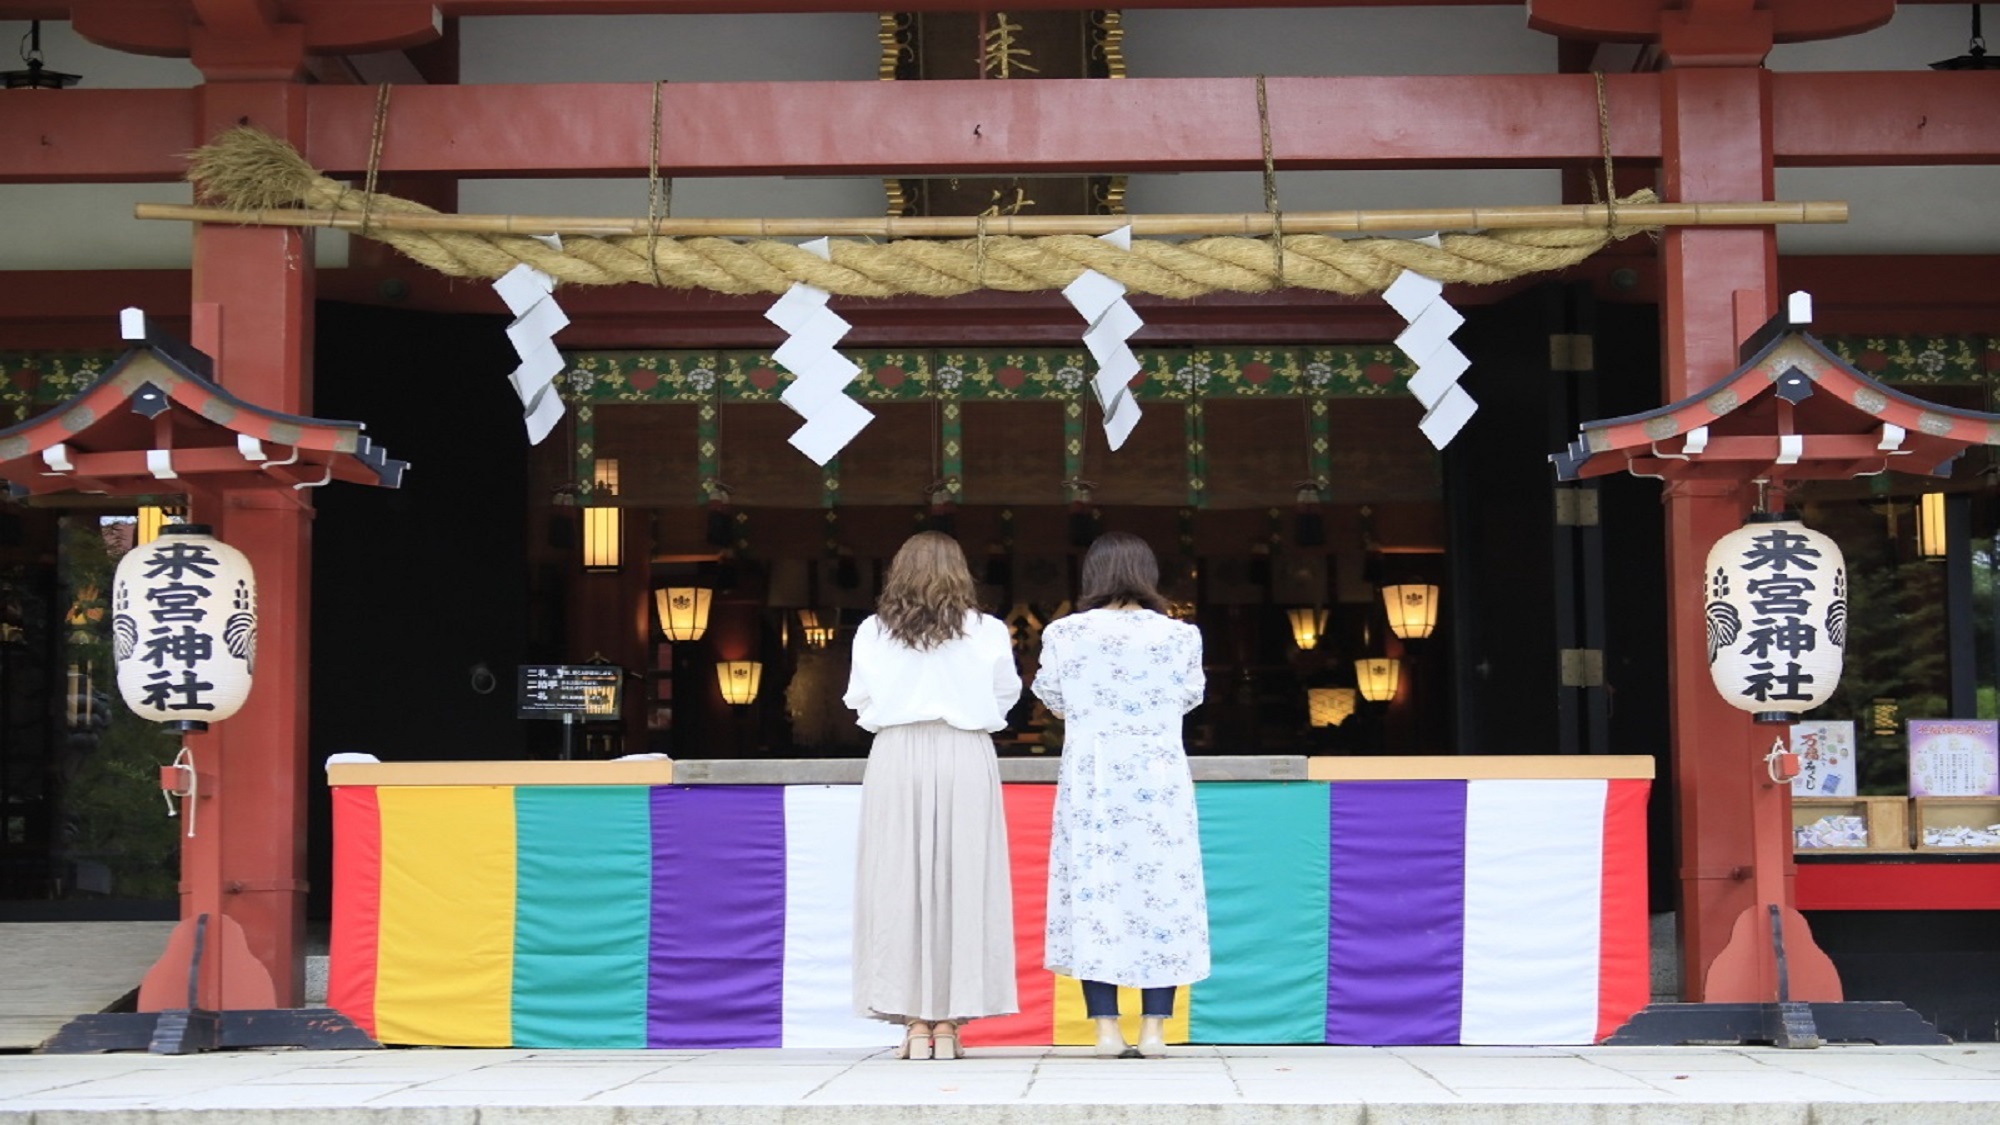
[517,664,623,720]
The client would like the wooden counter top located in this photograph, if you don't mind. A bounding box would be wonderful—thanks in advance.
[327,754,1651,787]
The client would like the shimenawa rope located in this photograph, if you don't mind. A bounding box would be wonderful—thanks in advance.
[183,126,1663,299]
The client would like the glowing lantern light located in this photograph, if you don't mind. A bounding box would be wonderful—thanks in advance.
[655,586,713,641]
[1287,607,1328,650]
[1355,657,1401,703]
[1308,686,1358,728]
[798,608,835,649]
[1918,492,1947,560]
[718,660,763,705]
[1381,583,1440,641]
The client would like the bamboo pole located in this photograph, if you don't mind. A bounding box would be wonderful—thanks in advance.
[134,199,1847,239]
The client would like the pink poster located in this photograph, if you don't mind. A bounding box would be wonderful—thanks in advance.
[1908,719,2000,797]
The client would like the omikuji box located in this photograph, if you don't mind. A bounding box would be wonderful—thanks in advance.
[1792,796,1909,852]
[1914,796,2000,852]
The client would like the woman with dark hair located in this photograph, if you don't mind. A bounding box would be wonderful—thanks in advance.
[1032,531,1208,1058]
[844,530,1022,1060]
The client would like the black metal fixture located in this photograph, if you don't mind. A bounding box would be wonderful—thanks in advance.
[1932,4,2000,70]
[2,21,82,89]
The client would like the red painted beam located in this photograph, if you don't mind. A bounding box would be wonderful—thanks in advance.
[1795,862,2000,912]
[4,73,1645,182]
[189,0,281,37]
[8,0,1525,21]
[1774,72,2000,167]
[295,75,1666,179]
[1785,256,2000,335]
[0,88,200,183]
[5,249,2000,349]
[68,0,443,56]
[1531,0,1890,45]
[4,0,1976,17]
[9,72,2000,186]
[11,254,2000,350]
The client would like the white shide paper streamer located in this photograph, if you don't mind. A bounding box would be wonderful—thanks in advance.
[1383,258,1477,450]
[769,238,873,466]
[1060,226,1144,451]
[494,237,571,446]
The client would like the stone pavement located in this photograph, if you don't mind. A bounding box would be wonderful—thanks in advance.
[0,923,177,1052]
[7,1043,2000,1123]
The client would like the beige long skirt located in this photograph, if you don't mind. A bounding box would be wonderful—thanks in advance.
[852,720,1019,1024]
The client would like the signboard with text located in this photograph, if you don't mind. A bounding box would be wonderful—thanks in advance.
[517,664,623,720]
[1908,718,2000,797]
[1790,720,1857,797]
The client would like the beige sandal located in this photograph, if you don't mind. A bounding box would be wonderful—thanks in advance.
[931,1021,963,1060]
[1094,1016,1130,1058]
[897,1021,933,1060]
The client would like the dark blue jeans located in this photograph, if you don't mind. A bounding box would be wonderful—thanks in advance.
[1080,979,1177,1018]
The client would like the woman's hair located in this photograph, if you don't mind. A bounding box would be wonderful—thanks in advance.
[1077,531,1171,614]
[875,531,980,649]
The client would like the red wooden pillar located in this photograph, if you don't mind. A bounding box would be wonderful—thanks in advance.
[139,44,316,1010]
[1657,63,1838,1002]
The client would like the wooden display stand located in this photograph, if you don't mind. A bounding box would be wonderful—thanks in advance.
[1792,796,1911,854]
[1913,797,2000,853]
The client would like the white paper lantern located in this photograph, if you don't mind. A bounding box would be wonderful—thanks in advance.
[1704,512,1845,723]
[111,525,257,731]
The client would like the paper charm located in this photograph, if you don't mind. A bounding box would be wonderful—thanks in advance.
[769,238,873,466]
[1384,262,1477,450]
[494,236,571,446]
[1061,226,1145,451]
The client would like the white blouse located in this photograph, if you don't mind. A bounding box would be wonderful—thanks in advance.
[842,611,1022,733]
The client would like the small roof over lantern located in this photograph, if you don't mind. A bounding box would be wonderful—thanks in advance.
[0,309,406,501]
[1552,292,2000,486]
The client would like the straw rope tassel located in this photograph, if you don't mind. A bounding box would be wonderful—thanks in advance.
[184,127,1737,299]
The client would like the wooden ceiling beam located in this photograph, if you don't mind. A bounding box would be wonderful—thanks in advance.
[66,0,441,56]
[190,0,280,35]
[7,253,2000,349]
[7,70,2000,186]
[6,0,1974,18]
[1528,0,1892,45]
[5,0,1519,21]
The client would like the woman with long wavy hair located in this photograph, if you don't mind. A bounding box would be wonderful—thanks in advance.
[843,531,1022,1060]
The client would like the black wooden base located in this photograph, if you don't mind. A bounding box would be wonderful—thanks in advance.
[41,1008,381,1054]
[1605,1001,1949,1048]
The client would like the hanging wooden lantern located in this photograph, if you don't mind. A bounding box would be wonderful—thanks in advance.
[717,660,763,705]
[581,506,622,570]
[1381,583,1440,641]
[798,608,836,649]
[1918,492,1948,560]
[1704,511,1846,723]
[1307,686,1357,728]
[111,525,257,732]
[1355,657,1401,703]
[655,586,713,641]
[1287,607,1328,650]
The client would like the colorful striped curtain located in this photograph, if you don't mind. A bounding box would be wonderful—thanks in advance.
[330,778,1648,1048]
